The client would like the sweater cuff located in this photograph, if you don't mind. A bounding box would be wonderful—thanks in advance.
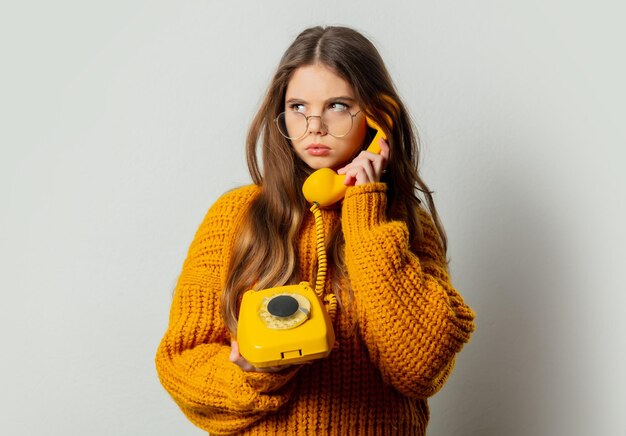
[243,365,301,393]
[342,182,388,233]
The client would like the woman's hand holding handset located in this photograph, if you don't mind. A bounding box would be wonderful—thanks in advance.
[337,138,390,186]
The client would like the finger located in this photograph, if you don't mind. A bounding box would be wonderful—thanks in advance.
[362,159,376,183]
[344,159,375,185]
[369,155,384,180]
[229,340,239,362]
[378,139,390,175]
[379,138,390,161]
[234,355,255,371]
[354,167,369,186]
[358,156,377,183]
[369,149,388,176]
[359,149,385,162]
[341,165,357,185]
[230,341,254,371]
[343,171,356,186]
[356,151,386,179]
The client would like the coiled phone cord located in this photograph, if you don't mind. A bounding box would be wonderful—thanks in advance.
[310,202,338,322]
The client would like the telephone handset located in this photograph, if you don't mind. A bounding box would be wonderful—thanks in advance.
[302,115,390,207]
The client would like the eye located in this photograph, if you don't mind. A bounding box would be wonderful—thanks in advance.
[328,102,349,112]
[288,103,306,113]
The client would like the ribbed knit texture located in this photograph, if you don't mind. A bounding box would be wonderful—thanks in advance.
[156,183,476,435]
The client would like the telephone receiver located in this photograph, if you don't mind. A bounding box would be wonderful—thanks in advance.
[302,107,393,207]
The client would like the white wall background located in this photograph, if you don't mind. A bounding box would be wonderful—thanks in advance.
[1,1,624,435]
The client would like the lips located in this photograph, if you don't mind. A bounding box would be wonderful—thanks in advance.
[305,144,331,156]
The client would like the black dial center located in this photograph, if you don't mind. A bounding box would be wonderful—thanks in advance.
[267,295,299,317]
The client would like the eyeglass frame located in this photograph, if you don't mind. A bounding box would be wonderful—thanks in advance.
[274,108,363,140]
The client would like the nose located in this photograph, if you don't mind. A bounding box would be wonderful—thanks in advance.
[307,115,326,135]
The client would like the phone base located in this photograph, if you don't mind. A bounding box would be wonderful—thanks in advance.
[237,282,335,368]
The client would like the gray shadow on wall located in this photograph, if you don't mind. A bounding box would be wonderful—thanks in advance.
[428,162,586,436]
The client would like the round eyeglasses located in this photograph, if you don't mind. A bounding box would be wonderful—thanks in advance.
[274,108,362,140]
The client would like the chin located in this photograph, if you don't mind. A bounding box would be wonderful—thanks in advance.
[299,156,332,170]
[310,162,342,172]
[306,162,327,170]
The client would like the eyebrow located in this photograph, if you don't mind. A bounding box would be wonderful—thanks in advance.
[285,96,357,105]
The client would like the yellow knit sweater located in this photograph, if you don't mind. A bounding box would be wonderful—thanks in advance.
[156,182,475,435]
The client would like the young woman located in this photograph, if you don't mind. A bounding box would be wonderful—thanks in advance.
[156,26,475,435]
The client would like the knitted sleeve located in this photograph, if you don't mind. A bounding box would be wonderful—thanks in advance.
[155,185,300,435]
[341,183,476,399]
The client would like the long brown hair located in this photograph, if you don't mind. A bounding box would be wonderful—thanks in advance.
[221,26,447,334]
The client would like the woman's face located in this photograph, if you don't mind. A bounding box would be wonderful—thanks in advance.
[283,64,367,171]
